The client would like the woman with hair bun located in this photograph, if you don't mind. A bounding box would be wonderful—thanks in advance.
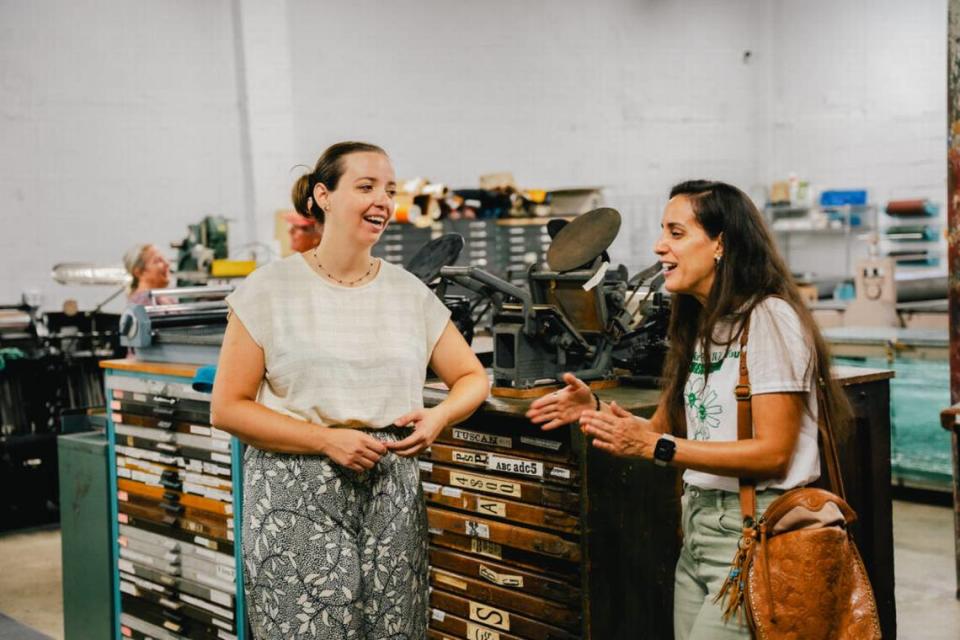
[527,180,851,638]
[211,141,489,639]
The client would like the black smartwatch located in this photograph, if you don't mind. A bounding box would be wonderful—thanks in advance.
[653,433,676,467]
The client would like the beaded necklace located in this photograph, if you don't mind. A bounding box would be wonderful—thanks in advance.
[312,249,376,286]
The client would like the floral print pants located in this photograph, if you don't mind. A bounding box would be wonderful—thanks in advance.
[242,429,428,639]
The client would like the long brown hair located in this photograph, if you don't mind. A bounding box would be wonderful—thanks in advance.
[291,141,387,223]
[661,180,850,440]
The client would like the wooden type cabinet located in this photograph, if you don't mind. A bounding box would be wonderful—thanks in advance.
[423,367,897,639]
[101,360,246,640]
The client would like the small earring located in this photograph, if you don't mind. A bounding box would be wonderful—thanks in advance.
[714,254,722,264]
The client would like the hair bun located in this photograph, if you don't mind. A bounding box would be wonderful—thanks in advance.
[292,172,315,218]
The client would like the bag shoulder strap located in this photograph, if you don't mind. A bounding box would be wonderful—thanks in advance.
[815,374,847,499]
[735,312,848,525]
[735,321,756,524]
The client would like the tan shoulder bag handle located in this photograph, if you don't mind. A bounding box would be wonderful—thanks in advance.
[735,318,846,525]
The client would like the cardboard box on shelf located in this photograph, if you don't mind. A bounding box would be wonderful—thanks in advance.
[547,187,604,216]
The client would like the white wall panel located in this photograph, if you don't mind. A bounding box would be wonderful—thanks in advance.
[286,0,769,272]
[0,0,245,310]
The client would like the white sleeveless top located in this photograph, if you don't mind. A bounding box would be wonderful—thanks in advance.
[226,254,451,429]
[682,297,820,492]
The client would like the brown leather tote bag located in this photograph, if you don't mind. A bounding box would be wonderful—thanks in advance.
[714,321,882,639]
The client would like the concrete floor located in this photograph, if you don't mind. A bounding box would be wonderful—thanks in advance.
[0,500,958,639]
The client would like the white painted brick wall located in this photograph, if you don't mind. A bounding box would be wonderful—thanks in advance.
[0,0,247,311]
[286,0,770,274]
[764,0,947,278]
[0,0,948,310]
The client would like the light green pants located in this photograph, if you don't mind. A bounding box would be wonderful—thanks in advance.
[674,485,783,640]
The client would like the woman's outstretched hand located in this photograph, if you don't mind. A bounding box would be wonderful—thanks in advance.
[525,373,595,431]
[579,401,656,458]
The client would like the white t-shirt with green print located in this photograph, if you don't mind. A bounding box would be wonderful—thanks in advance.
[682,297,820,493]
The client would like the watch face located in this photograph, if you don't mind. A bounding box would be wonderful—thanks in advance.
[654,437,676,462]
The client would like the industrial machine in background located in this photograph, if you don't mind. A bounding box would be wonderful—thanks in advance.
[0,296,121,531]
[119,285,231,365]
[405,233,488,347]
[173,215,227,282]
[411,208,669,393]
[173,215,255,283]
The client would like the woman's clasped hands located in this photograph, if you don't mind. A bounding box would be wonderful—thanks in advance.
[580,401,656,459]
[386,406,449,457]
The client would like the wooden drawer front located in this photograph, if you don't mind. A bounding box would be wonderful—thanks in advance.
[427,444,579,487]
[430,589,579,639]
[430,608,526,640]
[429,547,580,605]
[420,462,579,513]
[435,423,574,463]
[112,411,231,442]
[427,507,579,563]
[111,391,211,426]
[429,529,578,581]
[429,567,581,630]
[423,481,579,534]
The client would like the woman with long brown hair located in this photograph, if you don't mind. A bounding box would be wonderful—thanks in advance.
[527,180,849,638]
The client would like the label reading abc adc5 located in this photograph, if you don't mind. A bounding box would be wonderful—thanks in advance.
[487,454,543,479]
[452,427,512,449]
[450,448,544,479]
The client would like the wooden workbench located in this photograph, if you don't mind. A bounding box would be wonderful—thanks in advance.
[424,366,897,638]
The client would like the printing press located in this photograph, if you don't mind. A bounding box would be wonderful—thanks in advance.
[119,285,232,365]
[428,207,669,392]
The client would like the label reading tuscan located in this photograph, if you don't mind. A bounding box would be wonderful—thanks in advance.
[464,520,490,539]
[519,435,563,451]
[452,449,489,466]
[476,498,506,517]
[478,565,524,588]
[469,601,511,631]
[452,428,512,448]
[471,538,502,559]
[487,454,543,478]
[448,471,520,499]
[466,623,500,640]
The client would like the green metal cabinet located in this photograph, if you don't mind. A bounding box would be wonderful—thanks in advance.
[58,431,113,639]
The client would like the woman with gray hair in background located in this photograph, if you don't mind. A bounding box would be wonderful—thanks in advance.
[123,243,173,305]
